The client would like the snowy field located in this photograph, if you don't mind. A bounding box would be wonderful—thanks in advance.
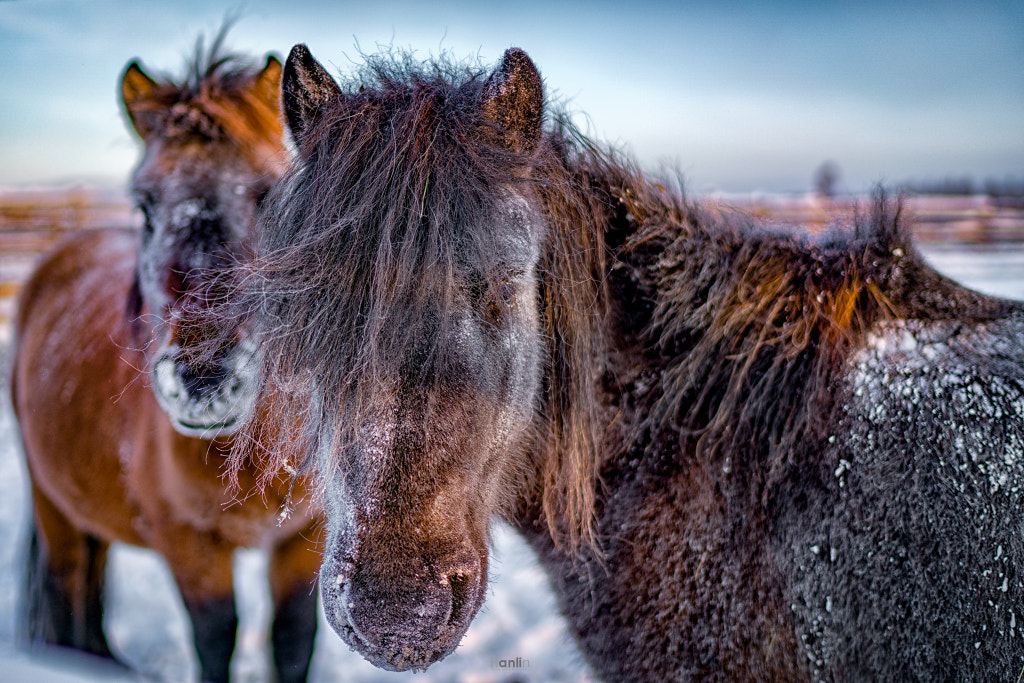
[0,244,1021,682]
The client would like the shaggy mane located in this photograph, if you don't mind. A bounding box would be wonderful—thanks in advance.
[625,192,907,487]
[583,154,1011,501]
[529,120,1011,522]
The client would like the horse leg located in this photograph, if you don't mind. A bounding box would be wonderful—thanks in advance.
[166,539,237,683]
[24,482,114,658]
[183,594,237,683]
[268,524,321,683]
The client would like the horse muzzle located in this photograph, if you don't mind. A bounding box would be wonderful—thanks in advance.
[151,339,258,438]
[319,540,487,672]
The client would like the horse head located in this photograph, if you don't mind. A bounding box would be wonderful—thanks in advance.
[121,40,286,437]
[253,44,548,670]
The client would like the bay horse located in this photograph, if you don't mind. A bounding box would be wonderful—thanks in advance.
[12,35,321,683]
[227,43,1024,681]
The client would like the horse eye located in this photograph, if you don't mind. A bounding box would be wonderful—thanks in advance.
[498,281,515,305]
[254,187,271,210]
[138,206,154,236]
[485,280,516,323]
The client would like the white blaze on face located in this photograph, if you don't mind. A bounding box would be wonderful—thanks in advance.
[486,192,544,453]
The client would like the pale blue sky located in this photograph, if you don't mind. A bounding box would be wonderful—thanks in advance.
[1,0,1021,193]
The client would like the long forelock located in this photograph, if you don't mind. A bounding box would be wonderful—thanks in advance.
[232,76,647,554]
[241,55,541,477]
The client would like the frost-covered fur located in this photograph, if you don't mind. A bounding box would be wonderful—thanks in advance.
[239,43,1024,681]
[774,314,1024,680]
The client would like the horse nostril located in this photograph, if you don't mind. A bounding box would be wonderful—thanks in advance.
[446,570,471,627]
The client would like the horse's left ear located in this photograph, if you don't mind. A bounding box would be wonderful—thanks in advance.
[253,54,283,112]
[282,44,342,148]
[479,48,544,155]
[122,61,160,140]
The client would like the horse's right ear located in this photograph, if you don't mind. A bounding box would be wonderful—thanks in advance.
[122,61,160,140]
[479,48,544,156]
[282,44,341,147]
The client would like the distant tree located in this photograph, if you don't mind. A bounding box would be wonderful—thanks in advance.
[984,176,1024,199]
[814,161,840,198]
[902,176,975,196]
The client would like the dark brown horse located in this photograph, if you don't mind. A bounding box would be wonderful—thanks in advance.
[226,43,1024,681]
[12,35,321,683]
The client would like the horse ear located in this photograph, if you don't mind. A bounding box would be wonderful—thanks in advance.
[253,54,284,112]
[282,44,341,146]
[122,61,160,140]
[479,48,544,156]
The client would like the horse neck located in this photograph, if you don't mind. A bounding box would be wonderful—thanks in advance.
[600,191,961,508]
[530,177,822,507]
[514,173,1021,563]
[508,159,683,554]
[508,155,852,552]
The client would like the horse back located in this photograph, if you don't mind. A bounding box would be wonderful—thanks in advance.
[773,297,1024,680]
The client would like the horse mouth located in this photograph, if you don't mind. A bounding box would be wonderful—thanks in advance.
[173,414,242,437]
[334,619,453,672]
[156,380,252,438]
[151,341,258,438]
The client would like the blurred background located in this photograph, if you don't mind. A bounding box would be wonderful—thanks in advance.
[2,0,1022,194]
[0,1,1022,681]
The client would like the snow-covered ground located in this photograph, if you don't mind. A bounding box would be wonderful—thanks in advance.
[919,243,1024,301]
[0,244,1021,682]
